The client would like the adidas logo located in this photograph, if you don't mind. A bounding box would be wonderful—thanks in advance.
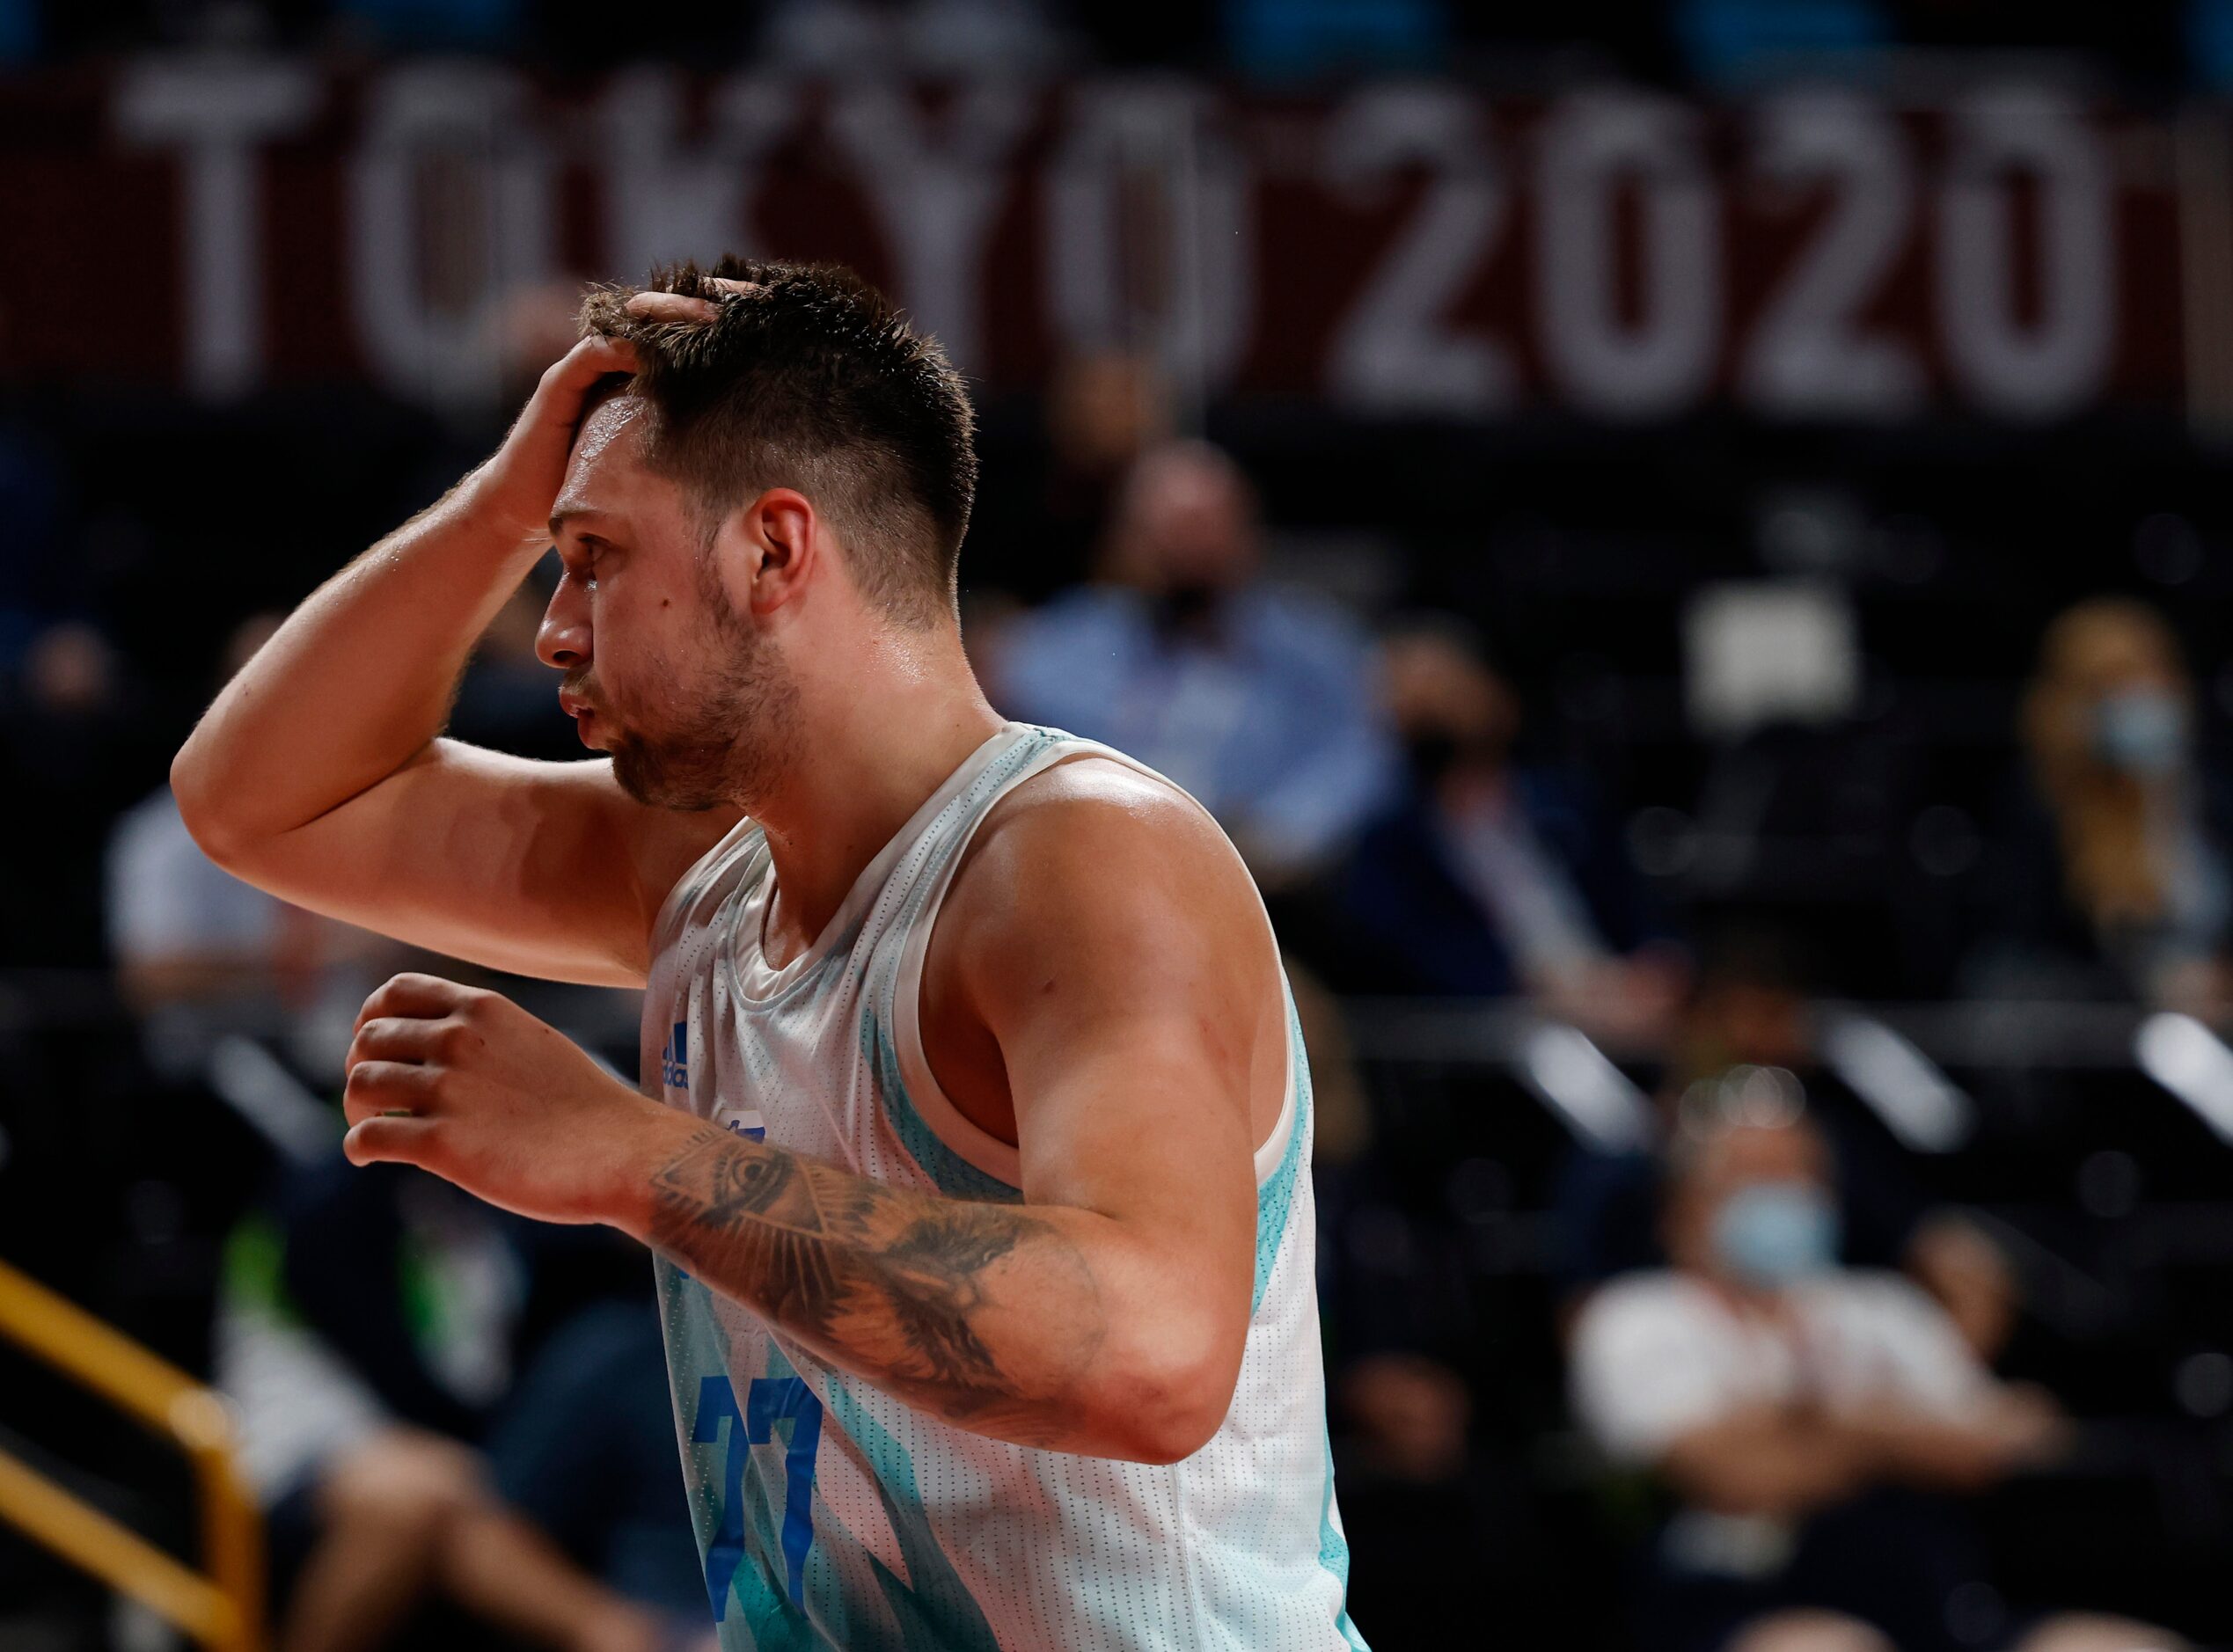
[662,1020,688,1091]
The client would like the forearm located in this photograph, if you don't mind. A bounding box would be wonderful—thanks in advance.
[615,1118,1225,1463]
[172,476,541,850]
[1846,1404,2034,1492]
[1661,1409,1879,1518]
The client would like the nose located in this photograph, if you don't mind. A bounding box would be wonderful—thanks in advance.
[537,571,593,670]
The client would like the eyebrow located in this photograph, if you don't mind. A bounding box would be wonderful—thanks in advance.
[548,506,619,538]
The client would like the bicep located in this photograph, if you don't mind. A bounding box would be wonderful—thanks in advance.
[1007,1013,1260,1270]
[960,790,1272,1324]
[201,738,740,986]
[997,990,1263,1420]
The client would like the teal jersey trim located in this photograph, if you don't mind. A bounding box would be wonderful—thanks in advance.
[820,1376,1006,1652]
[860,1012,1024,1204]
[1319,1427,1370,1652]
[851,730,1061,1206]
[1253,1003,1313,1313]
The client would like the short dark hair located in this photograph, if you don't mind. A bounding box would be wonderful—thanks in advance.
[579,258,977,627]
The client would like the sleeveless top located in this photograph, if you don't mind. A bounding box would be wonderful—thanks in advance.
[638,722,1367,1651]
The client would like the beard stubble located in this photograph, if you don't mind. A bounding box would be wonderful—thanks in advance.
[604,558,800,813]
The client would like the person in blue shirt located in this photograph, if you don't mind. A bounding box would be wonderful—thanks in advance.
[986,438,1399,885]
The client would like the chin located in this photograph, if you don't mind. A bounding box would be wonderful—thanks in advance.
[610,743,723,813]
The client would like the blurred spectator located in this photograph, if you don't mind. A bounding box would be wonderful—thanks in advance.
[989,439,1398,883]
[1336,1350,1471,1481]
[219,1157,705,1652]
[967,350,1173,607]
[106,615,403,1081]
[1307,960,1500,1649]
[1335,621,1685,1045]
[1569,1094,2178,1652]
[3,619,168,968]
[1968,598,2233,1020]
[1049,352,1170,582]
[489,1295,711,1626]
[1300,954,1474,1488]
[1555,942,2017,1361]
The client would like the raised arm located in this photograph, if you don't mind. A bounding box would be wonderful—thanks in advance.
[172,333,737,986]
[334,767,1273,1463]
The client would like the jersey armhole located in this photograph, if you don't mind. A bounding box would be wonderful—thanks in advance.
[891,742,1300,1192]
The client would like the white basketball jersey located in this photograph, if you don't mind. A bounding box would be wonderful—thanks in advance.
[639,721,1367,1651]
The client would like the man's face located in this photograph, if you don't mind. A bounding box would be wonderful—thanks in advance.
[1380,633,1519,781]
[537,396,797,811]
[1128,462,1258,596]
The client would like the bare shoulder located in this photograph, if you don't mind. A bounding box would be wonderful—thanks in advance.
[977,756,1257,913]
[922,754,1288,1156]
[938,754,1274,993]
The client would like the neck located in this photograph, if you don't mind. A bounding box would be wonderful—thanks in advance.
[1695,1268,1794,1320]
[1673,1243,1784,1318]
[751,625,1003,964]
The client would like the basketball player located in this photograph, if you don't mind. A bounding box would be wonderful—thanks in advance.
[173,259,1366,1650]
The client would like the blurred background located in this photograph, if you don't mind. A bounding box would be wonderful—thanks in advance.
[7,2,2233,1650]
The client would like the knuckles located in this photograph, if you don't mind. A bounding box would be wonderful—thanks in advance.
[345,1015,393,1064]
[342,1057,448,1107]
[347,1116,444,1169]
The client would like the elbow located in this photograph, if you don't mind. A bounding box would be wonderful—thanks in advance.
[1123,1394,1229,1468]
[170,743,252,870]
[171,749,231,857]
[1087,1316,1244,1466]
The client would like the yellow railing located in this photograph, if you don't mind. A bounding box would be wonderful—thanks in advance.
[0,1258,264,1651]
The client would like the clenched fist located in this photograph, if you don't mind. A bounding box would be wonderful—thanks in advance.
[342,972,686,1228]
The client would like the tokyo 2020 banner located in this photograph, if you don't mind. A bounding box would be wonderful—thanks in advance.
[0,63,2195,420]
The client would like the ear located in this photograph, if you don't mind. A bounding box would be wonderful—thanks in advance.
[721,488,820,617]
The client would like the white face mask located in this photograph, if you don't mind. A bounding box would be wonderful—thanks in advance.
[1710,1183,1841,1290]
[2093,688,2187,777]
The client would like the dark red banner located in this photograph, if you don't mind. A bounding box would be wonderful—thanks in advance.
[0,62,2193,420]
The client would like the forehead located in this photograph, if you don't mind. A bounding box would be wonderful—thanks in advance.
[552,394,674,524]
[1695,1122,1827,1188]
[1150,464,1243,516]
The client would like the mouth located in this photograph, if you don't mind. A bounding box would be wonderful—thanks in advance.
[573,707,601,748]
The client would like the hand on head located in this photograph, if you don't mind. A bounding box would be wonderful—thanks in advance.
[458,279,758,546]
[624,277,758,326]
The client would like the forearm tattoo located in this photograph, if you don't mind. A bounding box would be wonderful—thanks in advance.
[647,1126,1105,1441]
